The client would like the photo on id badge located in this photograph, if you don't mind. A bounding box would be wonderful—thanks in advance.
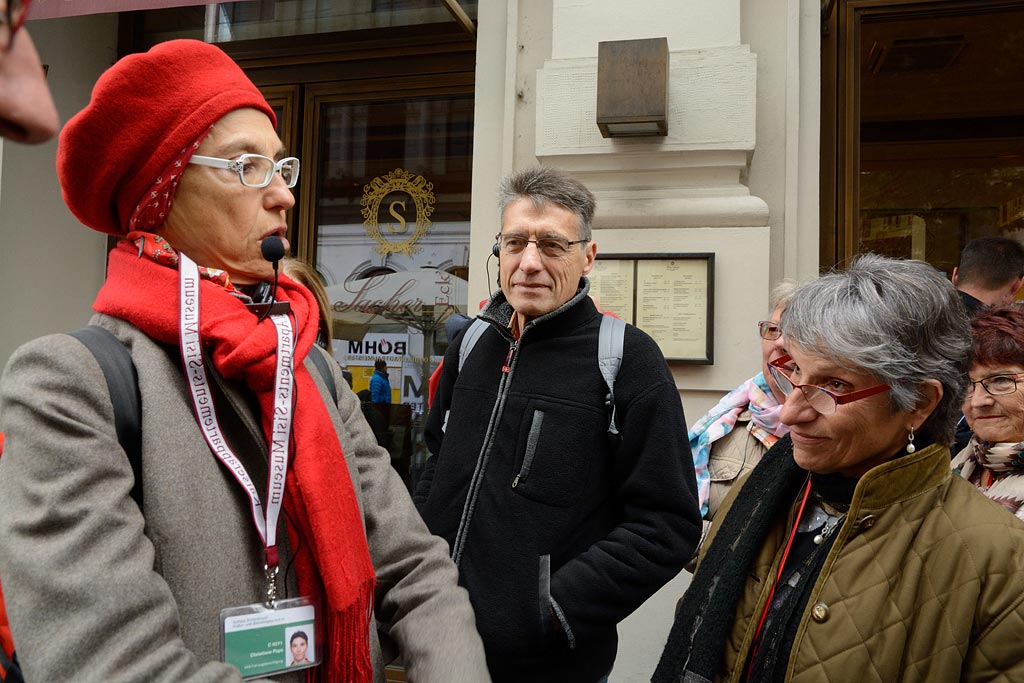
[221,597,318,679]
[286,625,315,667]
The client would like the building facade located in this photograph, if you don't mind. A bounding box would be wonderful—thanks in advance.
[2,0,1022,677]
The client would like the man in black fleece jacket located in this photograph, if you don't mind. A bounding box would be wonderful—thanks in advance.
[414,166,701,683]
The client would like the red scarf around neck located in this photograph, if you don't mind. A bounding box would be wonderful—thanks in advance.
[94,240,375,682]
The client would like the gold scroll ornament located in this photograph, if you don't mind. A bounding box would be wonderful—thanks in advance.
[360,169,436,256]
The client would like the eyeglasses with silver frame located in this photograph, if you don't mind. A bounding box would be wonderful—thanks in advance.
[494,232,589,259]
[189,153,300,189]
[767,354,891,416]
[758,320,782,341]
[965,372,1024,397]
[1,0,29,53]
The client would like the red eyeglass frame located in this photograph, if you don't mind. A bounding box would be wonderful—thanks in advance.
[768,354,890,412]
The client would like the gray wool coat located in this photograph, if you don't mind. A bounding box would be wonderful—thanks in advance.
[0,313,489,683]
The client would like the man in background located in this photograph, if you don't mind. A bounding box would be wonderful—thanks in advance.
[952,236,1024,316]
[369,357,392,421]
[0,0,59,143]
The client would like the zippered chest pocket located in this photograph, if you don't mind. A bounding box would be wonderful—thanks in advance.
[509,397,607,507]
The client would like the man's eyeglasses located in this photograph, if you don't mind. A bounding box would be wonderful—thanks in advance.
[494,233,589,259]
[2,0,29,53]
[758,320,782,340]
[965,372,1024,397]
[189,154,300,189]
[768,355,890,415]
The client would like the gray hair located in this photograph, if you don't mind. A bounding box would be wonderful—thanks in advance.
[769,279,798,315]
[781,254,972,446]
[498,166,596,241]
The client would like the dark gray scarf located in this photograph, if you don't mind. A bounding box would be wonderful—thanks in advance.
[652,436,805,683]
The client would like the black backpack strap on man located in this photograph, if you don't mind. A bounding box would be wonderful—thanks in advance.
[458,315,626,435]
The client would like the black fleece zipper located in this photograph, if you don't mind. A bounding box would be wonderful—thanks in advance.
[451,334,520,565]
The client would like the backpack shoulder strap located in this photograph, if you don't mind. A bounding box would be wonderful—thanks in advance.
[598,315,626,436]
[458,318,490,372]
[68,326,143,508]
[307,345,338,405]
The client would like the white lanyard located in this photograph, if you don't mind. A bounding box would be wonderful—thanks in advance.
[178,254,295,587]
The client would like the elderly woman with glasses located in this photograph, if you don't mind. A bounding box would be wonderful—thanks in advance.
[953,306,1024,521]
[689,281,796,524]
[0,40,488,683]
[655,254,1024,683]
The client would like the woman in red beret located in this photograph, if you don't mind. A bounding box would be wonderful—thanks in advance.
[0,39,488,683]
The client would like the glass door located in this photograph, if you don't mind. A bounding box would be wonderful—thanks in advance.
[300,82,474,487]
[821,0,1024,273]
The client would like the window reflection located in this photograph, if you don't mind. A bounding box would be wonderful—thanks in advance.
[854,5,1024,275]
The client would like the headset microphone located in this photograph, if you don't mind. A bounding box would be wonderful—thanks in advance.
[261,235,286,264]
[487,240,502,297]
[257,236,286,321]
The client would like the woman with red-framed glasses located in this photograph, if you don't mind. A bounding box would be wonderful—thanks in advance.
[656,254,1024,683]
[0,0,59,143]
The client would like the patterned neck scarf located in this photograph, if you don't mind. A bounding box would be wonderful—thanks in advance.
[953,438,1024,522]
[689,372,790,517]
[128,231,235,291]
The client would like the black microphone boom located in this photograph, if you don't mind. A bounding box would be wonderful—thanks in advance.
[261,235,286,263]
[256,235,287,321]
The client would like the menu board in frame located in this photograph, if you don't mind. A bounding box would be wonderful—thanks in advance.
[588,253,714,364]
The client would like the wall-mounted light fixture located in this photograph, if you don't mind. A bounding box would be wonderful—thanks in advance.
[596,37,669,138]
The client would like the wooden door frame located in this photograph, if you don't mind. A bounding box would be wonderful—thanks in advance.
[820,0,1023,269]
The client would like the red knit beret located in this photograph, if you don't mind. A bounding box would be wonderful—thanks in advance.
[57,39,276,236]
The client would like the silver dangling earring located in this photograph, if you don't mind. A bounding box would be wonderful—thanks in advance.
[906,426,916,454]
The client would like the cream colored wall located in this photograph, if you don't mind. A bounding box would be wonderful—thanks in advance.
[0,15,117,370]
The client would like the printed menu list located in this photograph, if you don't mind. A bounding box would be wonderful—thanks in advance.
[587,256,711,362]
[635,259,709,361]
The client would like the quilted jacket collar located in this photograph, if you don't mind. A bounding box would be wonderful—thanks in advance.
[850,442,950,511]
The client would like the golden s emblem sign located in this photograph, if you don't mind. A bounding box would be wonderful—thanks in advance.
[360,168,436,256]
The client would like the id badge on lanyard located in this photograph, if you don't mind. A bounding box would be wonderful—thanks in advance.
[178,255,320,679]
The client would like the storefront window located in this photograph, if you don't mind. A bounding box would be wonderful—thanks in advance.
[308,92,473,485]
[822,1,1024,274]
[140,0,477,45]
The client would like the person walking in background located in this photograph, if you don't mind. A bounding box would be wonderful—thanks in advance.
[0,0,59,143]
[415,166,700,683]
[656,255,1024,683]
[369,357,393,421]
[953,306,1024,521]
[0,39,488,683]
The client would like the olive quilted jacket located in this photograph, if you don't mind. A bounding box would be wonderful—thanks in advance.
[699,442,1024,683]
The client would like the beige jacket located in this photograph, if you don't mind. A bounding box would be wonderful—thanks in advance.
[700,442,1024,683]
[0,314,489,683]
[705,411,770,521]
